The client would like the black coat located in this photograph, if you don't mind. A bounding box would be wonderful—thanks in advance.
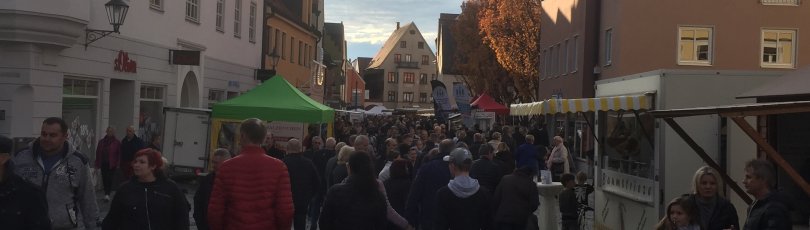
[120,136,144,163]
[434,186,493,230]
[319,178,388,230]
[743,192,792,230]
[306,149,336,194]
[0,163,51,230]
[102,177,190,230]
[494,151,516,176]
[405,157,452,229]
[687,194,739,230]
[383,176,412,215]
[283,154,321,209]
[469,158,503,195]
[193,172,216,230]
[493,168,539,224]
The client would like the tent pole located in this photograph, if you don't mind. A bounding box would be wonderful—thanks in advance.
[730,117,810,198]
[663,118,752,204]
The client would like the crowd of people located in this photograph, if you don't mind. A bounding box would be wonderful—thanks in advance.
[0,115,798,230]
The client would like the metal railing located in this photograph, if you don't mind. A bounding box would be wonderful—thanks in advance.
[761,0,800,5]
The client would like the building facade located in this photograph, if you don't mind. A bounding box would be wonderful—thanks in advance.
[436,13,465,107]
[264,0,323,102]
[538,0,810,229]
[322,22,346,108]
[366,22,437,109]
[1,0,262,162]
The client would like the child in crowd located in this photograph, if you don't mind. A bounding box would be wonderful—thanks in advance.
[656,196,702,230]
[558,173,579,230]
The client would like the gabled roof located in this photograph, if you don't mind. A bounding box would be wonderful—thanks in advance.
[367,22,434,69]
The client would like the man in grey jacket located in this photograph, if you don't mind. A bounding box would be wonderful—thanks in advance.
[13,117,99,229]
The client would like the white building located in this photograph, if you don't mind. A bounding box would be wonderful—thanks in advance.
[0,0,262,159]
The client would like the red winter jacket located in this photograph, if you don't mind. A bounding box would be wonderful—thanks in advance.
[208,145,294,230]
[95,135,121,170]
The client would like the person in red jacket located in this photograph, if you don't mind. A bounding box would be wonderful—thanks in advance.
[208,118,294,230]
[95,126,121,201]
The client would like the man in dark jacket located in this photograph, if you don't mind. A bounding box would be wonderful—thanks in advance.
[493,166,539,230]
[193,148,231,230]
[263,131,285,159]
[470,144,502,195]
[306,137,335,230]
[283,139,321,230]
[435,148,493,230]
[469,133,485,160]
[406,139,454,230]
[515,135,540,176]
[742,159,791,230]
[120,125,144,179]
[0,135,51,230]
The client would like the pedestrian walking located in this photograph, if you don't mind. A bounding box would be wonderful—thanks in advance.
[264,131,285,159]
[687,166,738,230]
[494,142,515,176]
[207,118,294,230]
[434,148,493,230]
[492,165,539,230]
[318,151,390,230]
[384,158,413,216]
[470,144,502,195]
[308,137,336,230]
[1,135,51,230]
[559,173,579,230]
[405,139,454,230]
[515,135,539,176]
[655,195,701,230]
[102,148,189,230]
[13,117,99,230]
[95,126,121,201]
[193,148,231,230]
[120,125,144,180]
[327,146,353,189]
[742,159,791,230]
[283,139,321,230]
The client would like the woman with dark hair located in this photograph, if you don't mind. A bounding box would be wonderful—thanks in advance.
[320,151,389,229]
[102,148,189,230]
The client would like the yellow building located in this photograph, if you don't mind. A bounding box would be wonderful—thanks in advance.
[264,0,323,102]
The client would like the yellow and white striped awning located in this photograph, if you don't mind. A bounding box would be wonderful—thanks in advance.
[509,93,654,116]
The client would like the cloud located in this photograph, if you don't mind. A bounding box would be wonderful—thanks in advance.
[325,0,464,59]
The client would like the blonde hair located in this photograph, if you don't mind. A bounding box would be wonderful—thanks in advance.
[497,142,510,152]
[691,166,724,197]
[337,146,355,165]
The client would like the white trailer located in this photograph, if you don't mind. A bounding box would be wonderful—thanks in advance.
[161,107,211,176]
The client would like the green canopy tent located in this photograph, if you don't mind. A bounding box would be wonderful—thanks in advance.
[212,75,334,123]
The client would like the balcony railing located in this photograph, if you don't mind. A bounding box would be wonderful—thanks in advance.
[396,61,420,69]
[761,0,800,5]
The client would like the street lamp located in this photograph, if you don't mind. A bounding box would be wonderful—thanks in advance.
[268,46,281,76]
[84,0,130,49]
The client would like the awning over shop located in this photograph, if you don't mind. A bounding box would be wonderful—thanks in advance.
[471,93,510,115]
[509,93,654,116]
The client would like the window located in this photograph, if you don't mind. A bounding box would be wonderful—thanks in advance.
[298,41,303,65]
[249,2,256,43]
[388,72,397,83]
[562,40,569,75]
[678,27,712,65]
[762,29,796,68]
[403,92,414,102]
[605,29,613,66]
[140,85,165,100]
[404,72,415,83]
[420,93,428,103]
[422,55,429,65]
[405,54,412,62]
[62,78,100,159]
[419,73,428,84]
[557,44,563,75]
[234,0,241,38]
[400,41,406,48]
[208,89,225,108]
[290,37,295,63]
[549,46,556,76]
[394,54,401,63]
[388,91,397,102]
[281,32,287,59]
[571,36,578,73]
[304,45,309,67]
[431,74,437,81]
[186,0,200,22]
[227,91,240,99]
[216,0,225,32]
[543,49,549,77]
[150,0,163,11]
[761,0,800,6]
[418,42,424,49]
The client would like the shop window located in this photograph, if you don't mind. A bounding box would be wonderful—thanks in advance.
[62,78,100,159]
[139,85,165,146]
[601,110,655,179]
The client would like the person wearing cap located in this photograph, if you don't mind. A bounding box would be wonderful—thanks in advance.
[0,134,51,229]
[493,157,540,230]
[435,148,494,230]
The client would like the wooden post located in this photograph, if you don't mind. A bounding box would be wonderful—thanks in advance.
[730,117,810,198]
[663,118,753,204]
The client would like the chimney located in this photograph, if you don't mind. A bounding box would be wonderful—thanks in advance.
[396,22,400,30]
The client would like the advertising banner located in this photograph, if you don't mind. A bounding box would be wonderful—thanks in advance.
[431,80,452,122]
[268,121,305,152]
[453,82,474,127]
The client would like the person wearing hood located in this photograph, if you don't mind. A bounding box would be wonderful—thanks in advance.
[435,148,493,230]
[1,135,51,230]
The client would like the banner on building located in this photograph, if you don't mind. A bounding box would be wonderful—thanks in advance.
[431,80,452,122]
[453,82,474,127]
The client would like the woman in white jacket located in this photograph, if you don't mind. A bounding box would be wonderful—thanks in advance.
[546,136,570,181]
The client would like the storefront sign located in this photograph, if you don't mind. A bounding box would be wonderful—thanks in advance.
[114,50,137,73]
[169,50,201,66]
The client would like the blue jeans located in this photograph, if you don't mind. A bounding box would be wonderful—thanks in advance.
[308,195,324,230]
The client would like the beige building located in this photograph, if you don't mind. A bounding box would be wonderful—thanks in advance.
[538,0,810,229]
[366,22,437,109]
[265,0,323,102]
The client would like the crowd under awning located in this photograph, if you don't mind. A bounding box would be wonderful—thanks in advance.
[510,92,655,116]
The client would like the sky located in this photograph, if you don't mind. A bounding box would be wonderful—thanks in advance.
[325,0,465,61]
